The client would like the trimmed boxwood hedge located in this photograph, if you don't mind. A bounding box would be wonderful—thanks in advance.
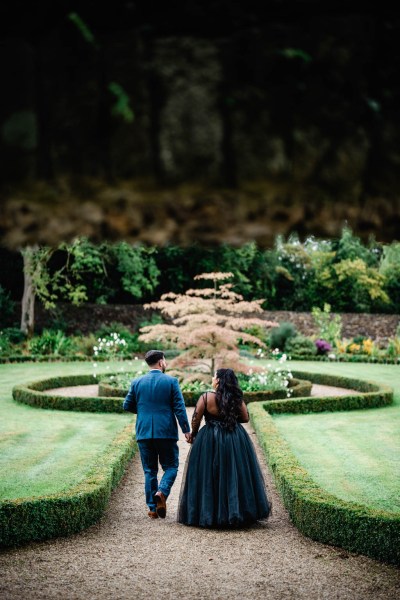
[262,370,393,414]
[2,352,399,364]
[288,354,400,364]
[98,377,312,406]
[12,374,126,413]
[12,374,311,412]
[0,423,136,547]
[249,403,400,565]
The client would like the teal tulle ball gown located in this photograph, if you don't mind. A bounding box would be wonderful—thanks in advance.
[177,407,272,528]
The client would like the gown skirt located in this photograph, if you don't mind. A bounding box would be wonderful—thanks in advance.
[177,417,272,528]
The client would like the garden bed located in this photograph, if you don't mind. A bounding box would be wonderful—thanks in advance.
[12,373,312,410]
[98,376,312,406]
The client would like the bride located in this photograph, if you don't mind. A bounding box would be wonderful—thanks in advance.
[177,368,272,528]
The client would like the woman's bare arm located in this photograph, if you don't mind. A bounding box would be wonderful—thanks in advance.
[238,400,250,423]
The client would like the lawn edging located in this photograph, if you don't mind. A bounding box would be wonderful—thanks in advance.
[249,402,400,565]
[0,422,136,547]
[12,374,125,413]
[262,370,393,413]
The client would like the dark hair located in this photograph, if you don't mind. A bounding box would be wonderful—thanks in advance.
[215,368,243,431]
[145,350,165,366]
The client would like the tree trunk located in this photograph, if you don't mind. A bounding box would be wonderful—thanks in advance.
[20,245,38,337]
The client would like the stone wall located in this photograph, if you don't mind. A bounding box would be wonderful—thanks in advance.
[14,303,400,341]
[261,311,400,341]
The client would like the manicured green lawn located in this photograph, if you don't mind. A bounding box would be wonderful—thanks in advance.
[264,360,400,513]
[0,361,140,501]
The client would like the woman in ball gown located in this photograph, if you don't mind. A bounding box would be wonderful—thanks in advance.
[177,368,272,528]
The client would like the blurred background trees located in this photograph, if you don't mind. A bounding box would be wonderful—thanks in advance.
[1,2,400,247]
[1,228,399,335]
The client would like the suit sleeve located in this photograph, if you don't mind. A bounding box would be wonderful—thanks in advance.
[171,378,190,434]
[123,380,137,413]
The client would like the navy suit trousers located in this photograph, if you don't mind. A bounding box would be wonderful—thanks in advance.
[137,439,179,511]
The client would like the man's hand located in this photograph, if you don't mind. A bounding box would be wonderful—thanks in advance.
[184,432,193,444]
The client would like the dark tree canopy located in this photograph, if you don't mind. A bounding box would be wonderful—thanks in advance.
[0,1,399,247]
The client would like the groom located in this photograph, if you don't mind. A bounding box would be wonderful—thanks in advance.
[123,349,191,519]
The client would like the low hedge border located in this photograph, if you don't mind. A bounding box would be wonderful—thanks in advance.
[0,422,136,547]
[0,355,111,363]
[12,374,312,412]
[249,402,400,565]
[262,370,393,414]
[98,377,312,406]
[1,352,399,364]
[12,374,126,413]
[287,354,400,364]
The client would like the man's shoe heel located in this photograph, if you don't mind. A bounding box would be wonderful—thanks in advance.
[155,491,167,518]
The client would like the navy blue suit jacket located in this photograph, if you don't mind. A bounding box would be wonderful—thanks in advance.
[123,370,190,441]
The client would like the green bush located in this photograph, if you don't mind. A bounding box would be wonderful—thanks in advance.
[28,329,77,356]
[285,335,317,357]
[311,303,342,344]
[268,322,297,351]
[1,327,26,344]
[0,423,136,546]
[0,332,12,356]
[249,403,400,565]
[0,285,15,328]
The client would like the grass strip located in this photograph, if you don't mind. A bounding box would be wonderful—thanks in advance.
[0,422,136,547]
[249,402,400,565]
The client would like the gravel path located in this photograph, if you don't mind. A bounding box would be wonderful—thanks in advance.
[1,403,399,600]
[0,409,400,600]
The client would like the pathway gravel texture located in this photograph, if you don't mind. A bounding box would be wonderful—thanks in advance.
[2,391,399,599]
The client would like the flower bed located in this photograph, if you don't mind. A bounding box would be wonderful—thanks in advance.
[98,375,312,406]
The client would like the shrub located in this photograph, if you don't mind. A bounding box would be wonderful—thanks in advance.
[268,321,297,351]
[315,338,332,355]
[285,335,317,357]
[0,285,15,328]
[71,333,98,356]
[312,303,342,344]
[0,331,12,356]
[28,329,77,356]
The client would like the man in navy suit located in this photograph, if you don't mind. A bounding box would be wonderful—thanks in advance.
[123,349,191,519]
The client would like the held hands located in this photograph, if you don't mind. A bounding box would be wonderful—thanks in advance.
[184,432,194,444]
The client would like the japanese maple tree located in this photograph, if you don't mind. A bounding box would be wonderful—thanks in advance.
[139,272,278,382]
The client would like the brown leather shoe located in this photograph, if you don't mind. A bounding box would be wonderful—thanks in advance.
[154,491,167,518]
[148,510,158,519]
